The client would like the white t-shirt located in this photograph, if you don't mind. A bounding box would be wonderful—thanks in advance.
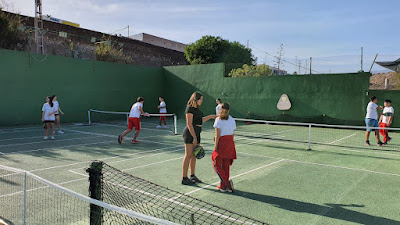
[129,102,143,118]
[366,102,379,120]
[42,103,56,121]
[213,115,236,137]
[159,101,167,113]
[382,106,394,124]
[216,104,222,116]
[53,101,59,114]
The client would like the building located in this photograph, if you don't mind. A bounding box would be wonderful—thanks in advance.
[270,66,288,75]
[129,33,186,53]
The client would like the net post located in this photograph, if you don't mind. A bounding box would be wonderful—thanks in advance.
[174,114,178,135]
[308,124,311,150]
[191,213,195,225]
[88,110,92,125]
[87,161,104,225]
[23,172,27,225]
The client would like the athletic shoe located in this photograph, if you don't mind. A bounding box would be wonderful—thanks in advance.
[377,141,383,147]
[163,125,168,128]
[190,175,202,183]
[228,179,235,192]
[118,135,122,144]
[131,140,140,144]
[156,125,162,128]
[365,141,370,146]
[43,136,49,140]
[387,137,392,142]
[58,130,64,134]
[382,142,388,145]
[217,186,227,192]
[50,136,55,140]
[182,177,194,185]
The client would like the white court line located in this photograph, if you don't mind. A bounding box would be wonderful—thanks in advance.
[0,133,76,142]
[182,159,287,196]
[94,122,173,133]
[0,135,101,148]
[0,124,85,134]
[328,133,357,144]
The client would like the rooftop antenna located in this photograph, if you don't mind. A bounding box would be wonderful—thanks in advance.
[34,0,44,54]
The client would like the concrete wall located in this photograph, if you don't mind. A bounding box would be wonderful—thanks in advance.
[130,33,186,53]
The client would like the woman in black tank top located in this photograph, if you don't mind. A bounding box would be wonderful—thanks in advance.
[181,92,217,185]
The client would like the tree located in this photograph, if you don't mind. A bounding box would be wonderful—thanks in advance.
[274,44,284,74]
[95,36,131,64]
[229,64,272,77]
[184,35,255,65]
[0,6,29,50]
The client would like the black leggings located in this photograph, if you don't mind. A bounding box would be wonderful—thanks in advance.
[183,126,201,144]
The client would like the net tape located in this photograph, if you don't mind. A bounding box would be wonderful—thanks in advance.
[87,161,269,225]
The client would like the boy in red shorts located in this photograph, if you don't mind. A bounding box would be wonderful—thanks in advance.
[379,99,394,145]
[118,97,149,144]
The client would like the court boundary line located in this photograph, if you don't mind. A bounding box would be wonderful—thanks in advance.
[0,133,77,142]
[327,133,357,145]
[0,135,102,148]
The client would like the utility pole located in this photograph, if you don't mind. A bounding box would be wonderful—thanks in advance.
[246,40,249,48]
[310,57,312,74]
[34,0,44,54]
[361,47,363,72]
[127,25,130,37]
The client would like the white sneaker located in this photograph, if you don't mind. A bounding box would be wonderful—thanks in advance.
[163,125,168,128]
[156,125,162,128]
[228,180,234,192]
[43,136,49,140]
[50,136,55,140]
[58,130,64,134]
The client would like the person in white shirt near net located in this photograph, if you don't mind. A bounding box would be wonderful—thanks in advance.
[52,95,65,134]
[215,98,222,116]
[42,96,57,140]
[379,99,394,145]
[212,103,236,192]
[118,97,149,144]
[365,96,383,146]
[157,96,168,128]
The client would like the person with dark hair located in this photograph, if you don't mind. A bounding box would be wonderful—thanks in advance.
[42,96,57,140]
[118,97,149,144]
[52,95,65,134]
[212,103,236,192]
[182,92,217,185]
[157,96,167,128]
[379,99,394,145]
[215,98,222,116]
[365,96,383,146]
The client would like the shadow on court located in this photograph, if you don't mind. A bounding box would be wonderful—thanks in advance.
[232,190,400,225]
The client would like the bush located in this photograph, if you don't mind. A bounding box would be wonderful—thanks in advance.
[95,36,131,64]
[0,8,29,50]
[229,64,273,77]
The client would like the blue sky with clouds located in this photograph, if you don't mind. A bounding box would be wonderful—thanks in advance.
[8,0,400,73]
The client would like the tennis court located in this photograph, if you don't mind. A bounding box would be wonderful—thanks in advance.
[1,116,400,225]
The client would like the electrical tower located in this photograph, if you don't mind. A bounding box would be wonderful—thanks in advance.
[34,0,44,54]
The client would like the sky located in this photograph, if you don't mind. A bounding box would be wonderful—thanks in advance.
[4,0,400,73]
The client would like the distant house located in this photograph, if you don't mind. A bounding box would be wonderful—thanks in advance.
[270,66,288,75]
[129,33,186,53]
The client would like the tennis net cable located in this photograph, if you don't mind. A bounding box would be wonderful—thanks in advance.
[88,109,178,135]
[0,165,179,225]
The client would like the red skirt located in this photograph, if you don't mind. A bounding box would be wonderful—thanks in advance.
[211,135,236,161]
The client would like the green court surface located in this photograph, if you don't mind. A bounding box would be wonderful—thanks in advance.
[1,119,400,225]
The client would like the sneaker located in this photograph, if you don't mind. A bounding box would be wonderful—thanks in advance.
[50,136,55,140]
[131,140,140,144]
[228,179,235,192]
[163,125,168,128]
[118,135,122,144]
[387,137,392,142]
[190,175,202,183]
[156,125,162,128]
[182,177,194,185]
[217,186,227,192]
[365,141,370,146]
[58,130,64,134]
[43,136,49,140]
[382,142,388,145]
[377,141,383,147]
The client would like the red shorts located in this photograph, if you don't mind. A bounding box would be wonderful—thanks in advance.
[128,117,141,130]
[160,113,166,121]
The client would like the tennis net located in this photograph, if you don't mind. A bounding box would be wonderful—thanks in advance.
[88,109,178,135]
[0,165,179,225]
[234,118,400,152]
[87,161,270,225]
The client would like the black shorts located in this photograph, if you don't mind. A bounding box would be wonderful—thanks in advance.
[43,120,55,123]
[183,126,201,144]
[55,114,59,117]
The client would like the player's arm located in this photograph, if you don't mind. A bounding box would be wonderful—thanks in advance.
[377,106,383,110]
[203,115,217,123]
[186,113,197,145]
[214,128,221,151]
[42,111,45,122]
[139,106,149,116]
[388,115,393,126]
[379,114,383,124]
[58,107,64,115]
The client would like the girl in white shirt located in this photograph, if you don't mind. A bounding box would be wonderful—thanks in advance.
[52,95,65,134]
[42,96,57,140]
[215,98,222,116]
[212,103,236,192]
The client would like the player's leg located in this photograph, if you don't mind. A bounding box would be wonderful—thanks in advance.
[365,118,371,145]
[182,143,195,185]
[373,120,382,145]
[213,157,226,190]
[44,122,49,139]
[119,118,134,143]
[132,119,141,143]
[50,123,55,139]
